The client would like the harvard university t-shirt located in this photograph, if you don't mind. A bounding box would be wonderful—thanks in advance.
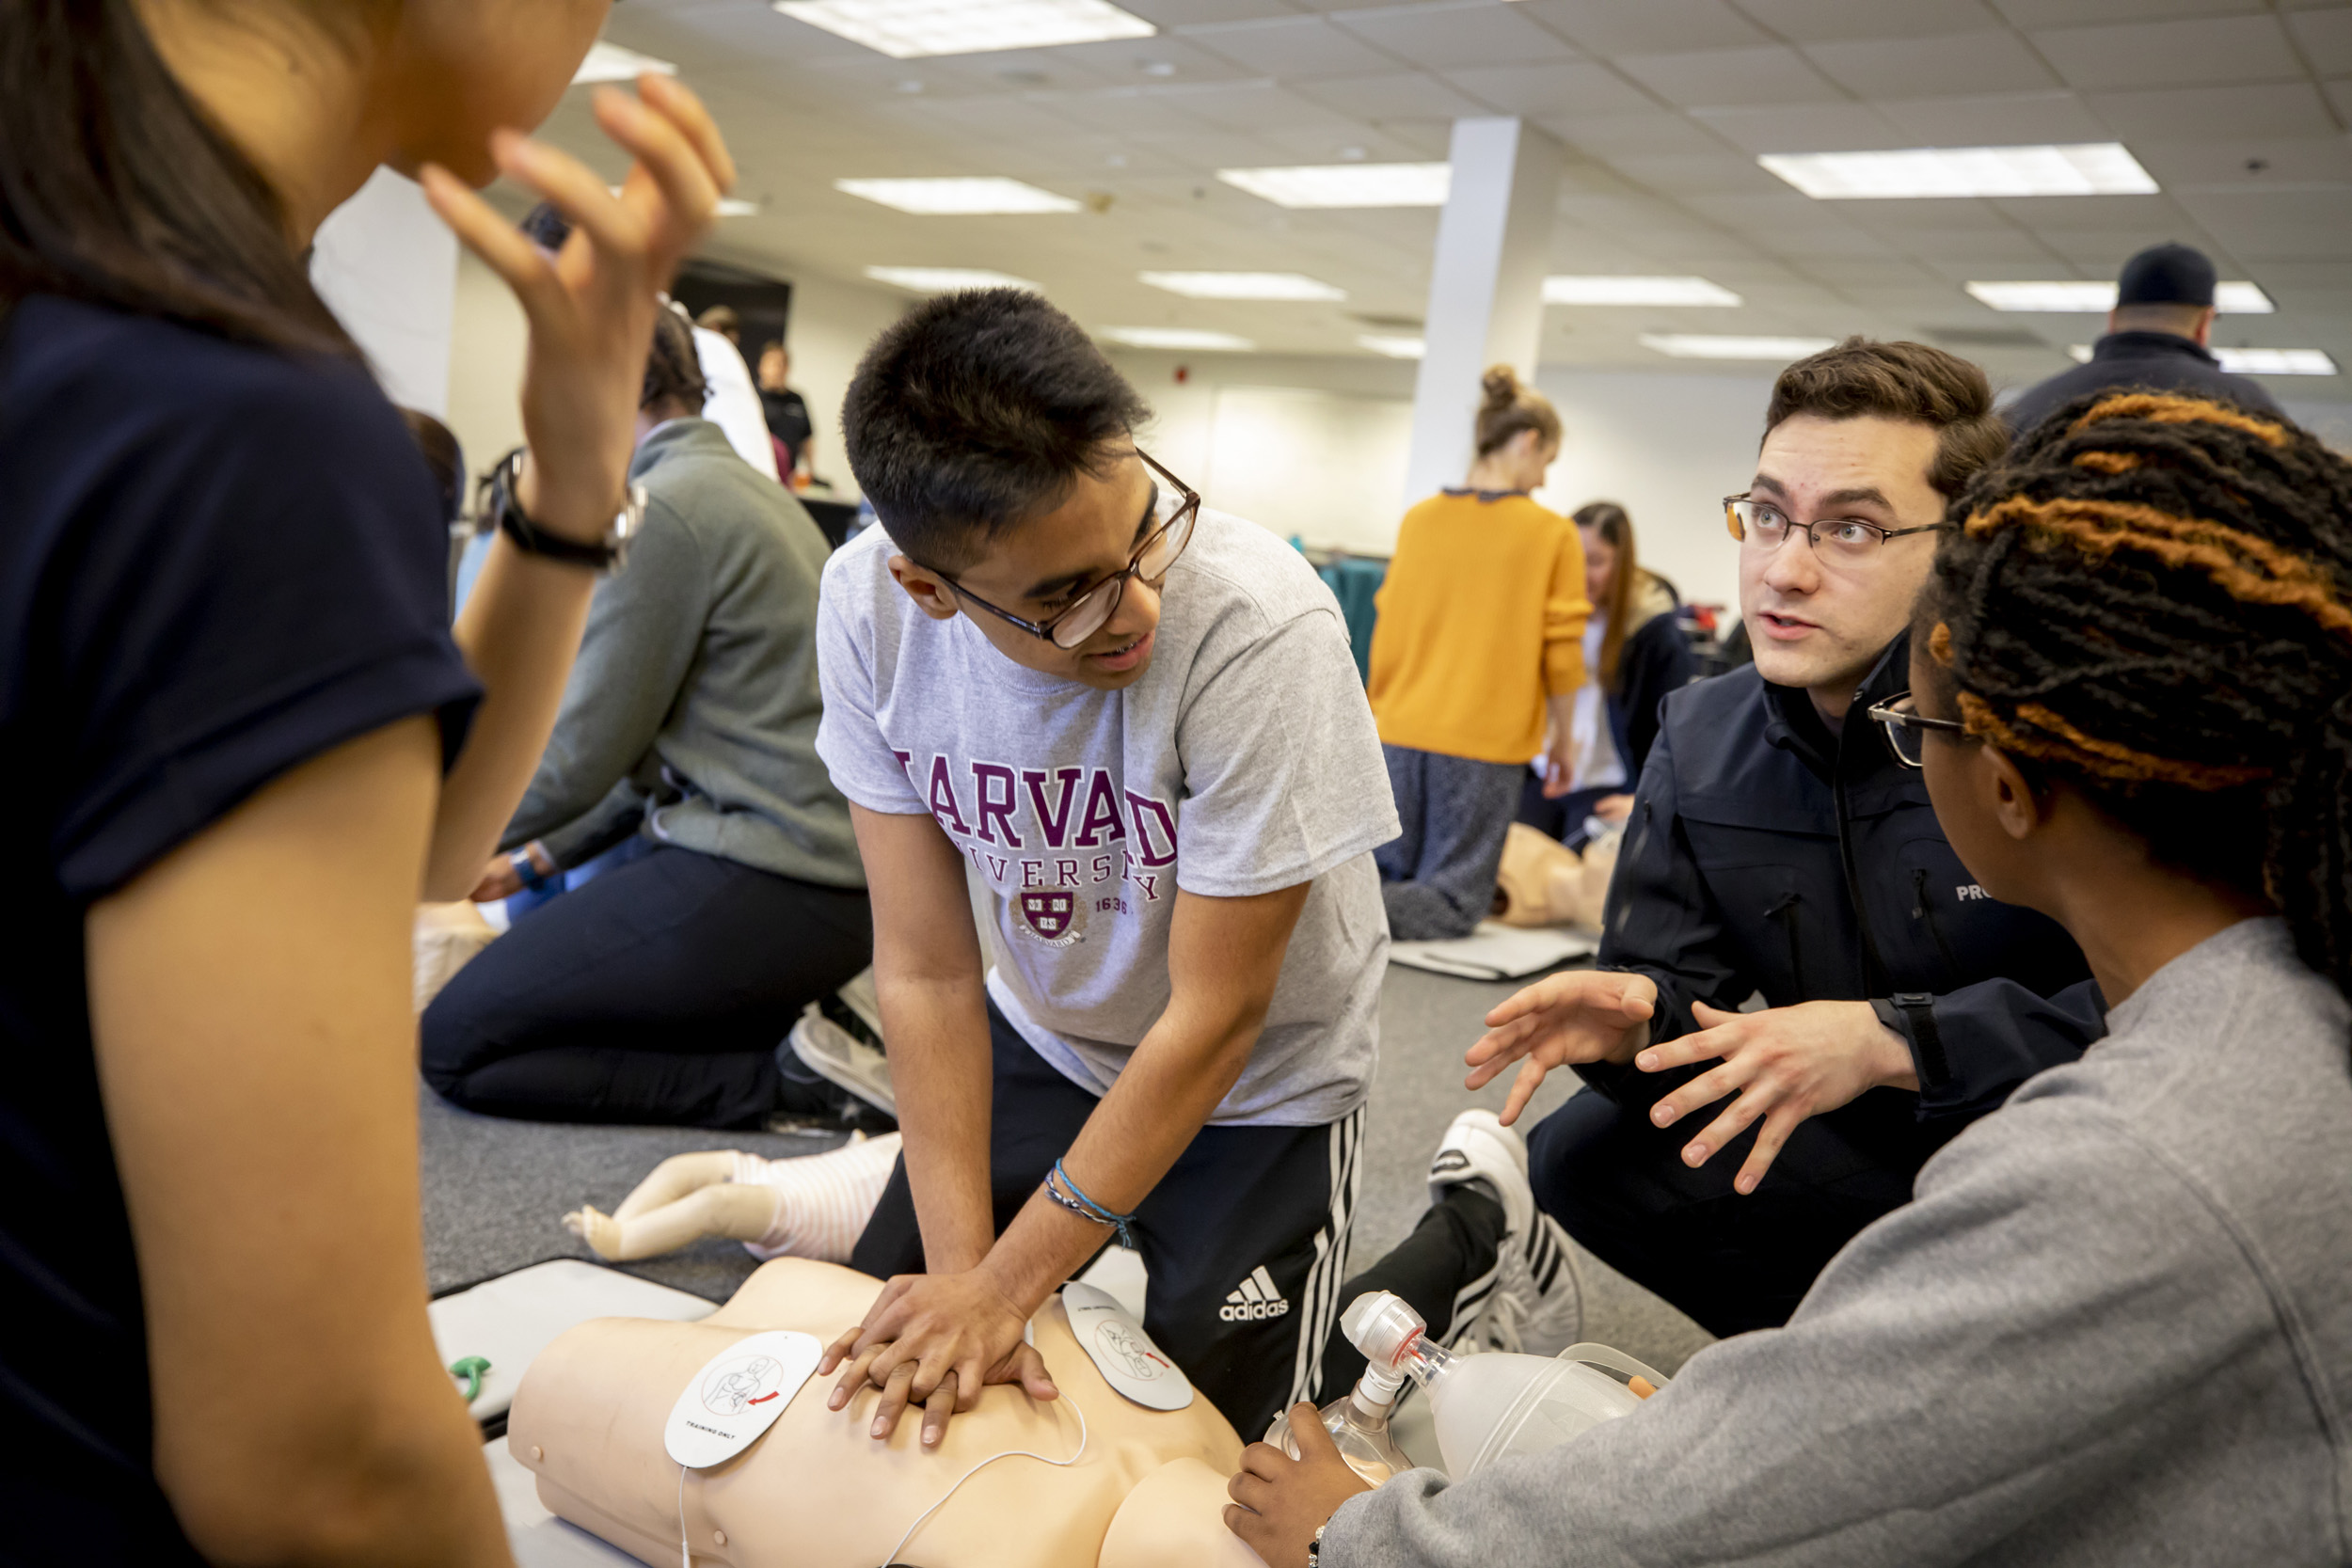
[816,505,1398,1125]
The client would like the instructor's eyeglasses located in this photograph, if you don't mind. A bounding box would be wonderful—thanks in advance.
[1725,496,1949,565]
[945,450,1200,650]
[1867,691,1971,768]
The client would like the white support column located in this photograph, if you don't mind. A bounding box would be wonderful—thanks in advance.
[1402,118,1560,507]
[310,167,459,418]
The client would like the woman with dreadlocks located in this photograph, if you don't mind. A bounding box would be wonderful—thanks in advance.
[1229,389,2352,1568]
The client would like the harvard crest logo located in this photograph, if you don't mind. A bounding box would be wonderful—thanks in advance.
[1016,888,1086,947]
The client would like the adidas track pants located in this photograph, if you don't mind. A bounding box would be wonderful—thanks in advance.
[849,999,1365,1442]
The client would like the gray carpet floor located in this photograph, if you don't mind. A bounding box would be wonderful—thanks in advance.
[420,961,1713,1375]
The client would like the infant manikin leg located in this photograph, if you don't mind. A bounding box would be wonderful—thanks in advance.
[564,1133,901,1263]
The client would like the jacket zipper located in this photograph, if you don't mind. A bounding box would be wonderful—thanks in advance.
[1913,868,1962,977]
[1768,891,1805,992]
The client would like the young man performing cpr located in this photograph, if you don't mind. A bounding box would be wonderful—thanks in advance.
[813,290,1397,1444]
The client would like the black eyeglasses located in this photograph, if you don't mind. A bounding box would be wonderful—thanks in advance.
[1725,496,1949,565]
[944,450,1201,650]
[1866,691,1971,768]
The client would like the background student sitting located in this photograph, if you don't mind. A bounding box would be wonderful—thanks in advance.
[1518,499,1696,843]
[422,307,869,1130]
[1369,367,1590,940]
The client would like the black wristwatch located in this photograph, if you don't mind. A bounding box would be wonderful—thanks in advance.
[488,449,644,572]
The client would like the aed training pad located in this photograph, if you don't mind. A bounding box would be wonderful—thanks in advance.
[664,1329,823,1469]
[1062,1281,1193,1411]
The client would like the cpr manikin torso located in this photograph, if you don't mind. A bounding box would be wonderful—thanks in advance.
[510,1259,1261,1568]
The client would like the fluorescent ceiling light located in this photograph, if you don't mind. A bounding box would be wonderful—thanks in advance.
[573,40,677,85]
[1140,272,1345,301]
[2072,344,2336,375]
[1760,143,2157,199]
[774,0,1152,58]
[1101,326,1255,352]
[1641,334,1836,361]
[1969,279,2275,313]
[834,177,1080,214]
[1544,276,1741,308]
[1358,335,1425,358]
[866,266,1040,293]
[716,198,761,218]
[1216,164,1450,209]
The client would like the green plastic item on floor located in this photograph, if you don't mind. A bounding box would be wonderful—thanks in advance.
[449,1355,491,1403]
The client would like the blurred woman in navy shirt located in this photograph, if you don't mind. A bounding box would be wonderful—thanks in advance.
[0,2,735,1561]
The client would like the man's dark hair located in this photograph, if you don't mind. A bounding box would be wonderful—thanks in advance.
[842,289,1151,570]
[1922,390,2352,1011]
[1766,338,2007,499]
[644,305,707,413]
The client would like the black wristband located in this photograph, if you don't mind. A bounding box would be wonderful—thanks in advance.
[1875,992,1950,1089]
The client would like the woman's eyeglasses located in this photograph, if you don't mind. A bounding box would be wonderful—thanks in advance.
[1866,691,1971,768]
[946,450,1201,651]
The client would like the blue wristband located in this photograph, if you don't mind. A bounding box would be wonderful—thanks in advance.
[1043,1160,1138,1250]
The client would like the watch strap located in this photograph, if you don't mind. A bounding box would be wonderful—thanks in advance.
[1876,992,1949,1089]
[491,451,630,571]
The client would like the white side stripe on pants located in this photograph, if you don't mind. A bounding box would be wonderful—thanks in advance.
[1287,1105,1366,1412]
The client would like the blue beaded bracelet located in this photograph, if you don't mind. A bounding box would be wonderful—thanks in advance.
[1043,1159,1137,1250]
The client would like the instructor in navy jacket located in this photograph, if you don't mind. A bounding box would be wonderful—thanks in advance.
[1466,340,2103,1337]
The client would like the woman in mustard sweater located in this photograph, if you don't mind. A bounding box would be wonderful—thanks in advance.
[1368,367,1591,939]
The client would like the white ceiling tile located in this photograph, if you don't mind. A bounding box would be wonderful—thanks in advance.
[1686,102,1911,153]
[1882,227,2061,261]
[1120,0,1303,22]
[1534,110,1734,156]
[1290,70,1492,119]
[2085,82,2339,140]
[2290,8,2352,73]
[1043,34,1272,86]
[1872,89,2110,144]
[1805,32,2059,99]
[1168,81,1370,129]
[1182,16,1405,76]
[2329,78,2352,118]
[1514,0,1771,55]
[2131,136,2352,189]
[1332,2,1579,71]
[1732,0,2006,44]
[1987,192,2192,230]
[1991,0,2266,23]
[1042,87,1221,135]
[1604,152,1789,193]
[1441,59,1654,114]
[2031,16,2306,90]
[1613,45,1846,107]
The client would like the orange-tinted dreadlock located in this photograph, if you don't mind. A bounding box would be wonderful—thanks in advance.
[1924,388,2352,1004]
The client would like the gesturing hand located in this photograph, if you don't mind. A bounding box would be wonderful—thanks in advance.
[1639,999,1920,1194]
[1464,970,1659,1126]
[818,1271,1057,1448]
[1225,1405,1375,1568]
[419,73,737,537]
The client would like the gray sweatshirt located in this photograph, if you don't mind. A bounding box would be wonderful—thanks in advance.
[1327,917,2352,1567]
[502,419,863,889]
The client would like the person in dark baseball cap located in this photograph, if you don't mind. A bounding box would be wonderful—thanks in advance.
[2003,240,2282,435]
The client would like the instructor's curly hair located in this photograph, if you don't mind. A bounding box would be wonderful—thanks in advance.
[1921,389,2352,1004]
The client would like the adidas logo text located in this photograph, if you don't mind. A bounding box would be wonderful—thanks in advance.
[1219,1265,1292,1323]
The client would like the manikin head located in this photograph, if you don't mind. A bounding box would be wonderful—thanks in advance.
[1468,366,1561,493]
[1738,338,2007,720]
[1899,390,2352,1005]
[843,289,1173,693]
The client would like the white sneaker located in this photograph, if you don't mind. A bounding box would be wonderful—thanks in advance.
[1424,1110,1583,1356]
[787,1007,894,1116]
